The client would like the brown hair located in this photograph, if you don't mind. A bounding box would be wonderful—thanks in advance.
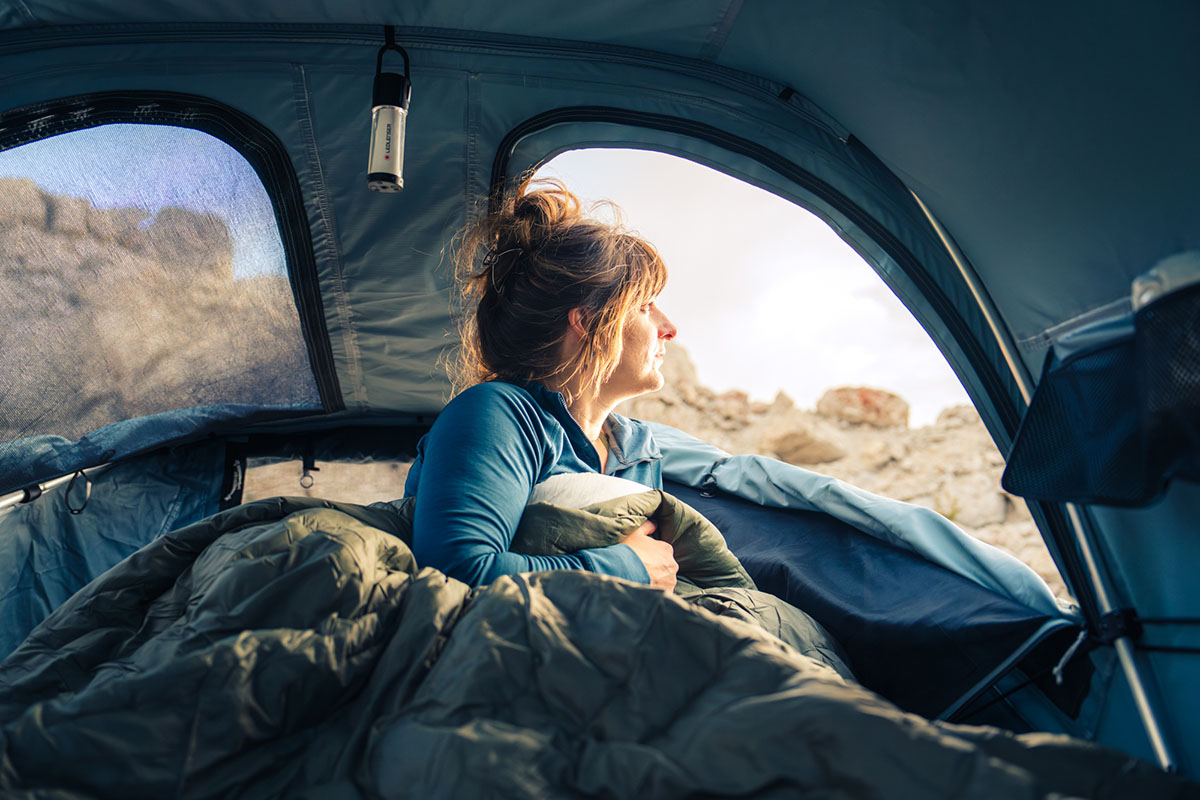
[448,177,667,400]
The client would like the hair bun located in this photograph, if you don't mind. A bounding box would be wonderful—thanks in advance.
[508,180,581,244]
[449,175,667,399]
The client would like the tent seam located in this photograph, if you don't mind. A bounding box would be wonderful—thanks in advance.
[698,0,744,62]
[291,63,366,411]
[11,0,37,25]
[466,71,481,218]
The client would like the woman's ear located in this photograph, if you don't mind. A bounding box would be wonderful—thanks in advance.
[567,307,590,338]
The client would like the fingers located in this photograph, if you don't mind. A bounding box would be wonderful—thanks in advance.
[617,519,676,591]
[620,519,658,543]
[631,519,657,538]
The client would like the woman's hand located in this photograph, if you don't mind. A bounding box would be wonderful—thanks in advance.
[621,520,678,591]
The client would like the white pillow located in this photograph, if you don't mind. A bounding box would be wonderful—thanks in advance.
[528,473,651,509]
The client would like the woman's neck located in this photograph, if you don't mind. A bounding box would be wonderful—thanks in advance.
[563,390,613,443]
[544,374,614,442]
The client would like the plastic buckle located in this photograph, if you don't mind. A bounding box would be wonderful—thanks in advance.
[1094,608,1143,645]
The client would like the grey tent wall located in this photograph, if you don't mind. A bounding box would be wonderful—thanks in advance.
[0,443,227,659]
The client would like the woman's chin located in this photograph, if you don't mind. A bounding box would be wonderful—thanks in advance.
[610,370,665,402]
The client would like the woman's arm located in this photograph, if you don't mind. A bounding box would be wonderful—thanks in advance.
[409,384,649,587]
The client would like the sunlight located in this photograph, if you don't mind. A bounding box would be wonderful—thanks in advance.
[535,149,972,426]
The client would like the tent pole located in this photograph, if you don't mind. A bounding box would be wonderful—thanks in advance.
[1065,503,1177,772]
[912,192,1178,772]
[909,192,1033,405]
[0,466,107,513]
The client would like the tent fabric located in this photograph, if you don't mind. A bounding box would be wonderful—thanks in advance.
[0,25,1024,449]
[0,5,1195,377]
[650,423,1067,620]
[0,405,321,497]
[666,481,1078,721]
[0,443,226,659]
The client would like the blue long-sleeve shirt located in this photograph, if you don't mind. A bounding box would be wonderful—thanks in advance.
[403,380,664,587]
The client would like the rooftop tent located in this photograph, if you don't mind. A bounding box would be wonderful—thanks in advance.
[0,0,1198,783]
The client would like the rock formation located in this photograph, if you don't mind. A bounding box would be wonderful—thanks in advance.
[816,386,909,428]
[0,179,313,443]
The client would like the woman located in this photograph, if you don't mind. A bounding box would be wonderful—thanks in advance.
[404,178,680,590]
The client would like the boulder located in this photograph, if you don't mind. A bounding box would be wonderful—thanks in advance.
[46,194,90,236]
[817,386,909,428]
[936,404,981,428]
[769,429,846,465]
[712,390,751,428]
[88,205,149,247]
[856,438,908,471]
[767,391,794,414]
[147,206,234,281]
[930,472,1010,528]
[0,177,49,228]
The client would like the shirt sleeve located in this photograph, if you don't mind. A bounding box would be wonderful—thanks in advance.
[409,384,649,587]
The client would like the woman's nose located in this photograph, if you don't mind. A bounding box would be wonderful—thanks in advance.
[656,309,678,340]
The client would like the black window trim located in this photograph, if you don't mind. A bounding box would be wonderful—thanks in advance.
[0,90,343,412]
[490,108,1096,623]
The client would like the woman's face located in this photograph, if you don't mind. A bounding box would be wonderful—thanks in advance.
[604,297,677,401]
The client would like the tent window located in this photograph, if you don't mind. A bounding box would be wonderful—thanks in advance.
[0,123,321,447]
[535,148,1067,600]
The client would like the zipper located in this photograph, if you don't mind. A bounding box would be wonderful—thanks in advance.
[493,106,1023,436]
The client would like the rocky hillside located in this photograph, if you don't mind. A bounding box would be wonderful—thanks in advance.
[617,343,1064,598]
[0,178,312,443]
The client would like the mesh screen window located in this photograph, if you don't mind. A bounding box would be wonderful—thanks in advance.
[0,124,321,446]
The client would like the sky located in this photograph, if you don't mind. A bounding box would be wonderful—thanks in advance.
[0,124,285,277]
[1,124,972,425]
[535,149,972,426]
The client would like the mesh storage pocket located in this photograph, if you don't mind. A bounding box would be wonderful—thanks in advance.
[1138,283,1200,488]
[1004,283,1200,505]
[1003,338,1145,504]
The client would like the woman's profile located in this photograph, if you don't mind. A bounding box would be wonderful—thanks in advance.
[404,178,680,590]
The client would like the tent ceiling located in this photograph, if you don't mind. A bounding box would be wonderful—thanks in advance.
[714,2,1200,344]
[3,1,1197,352]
